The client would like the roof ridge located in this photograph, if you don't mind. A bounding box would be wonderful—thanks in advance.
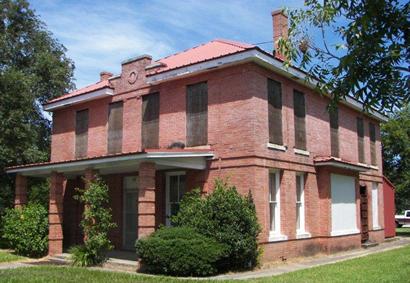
[158,40,211,62]
[213,38,254,49]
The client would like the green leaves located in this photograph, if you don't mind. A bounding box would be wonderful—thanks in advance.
[72,177,116,266]
[1,203,48,257]
[0,0,74,213]
[280,0,409,113]
[382,105,410,212]
[172,178,261,271]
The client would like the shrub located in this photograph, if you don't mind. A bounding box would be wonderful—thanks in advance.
[172,178,261,271]
[1,203,48,257]
[71,177,116,266]
[136,227,226,277]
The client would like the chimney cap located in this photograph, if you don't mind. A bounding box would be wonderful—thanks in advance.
[271,9,287,17]
[100,71,113,81]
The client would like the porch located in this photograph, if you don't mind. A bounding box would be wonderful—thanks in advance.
[6,150,213,255]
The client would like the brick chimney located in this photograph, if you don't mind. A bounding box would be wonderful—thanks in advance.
[100,71,113,81]
[272,10,288,61]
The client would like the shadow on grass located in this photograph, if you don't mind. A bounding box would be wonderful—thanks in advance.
[396,227,410,237]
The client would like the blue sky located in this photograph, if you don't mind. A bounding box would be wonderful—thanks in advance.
[30,0,305,89]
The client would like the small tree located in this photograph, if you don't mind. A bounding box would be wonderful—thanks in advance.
[172,179,261,271]
[70,177,116,266]
[2,203,48,257]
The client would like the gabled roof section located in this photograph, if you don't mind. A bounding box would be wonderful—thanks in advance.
[147,39,255,75]
[45,80,113,104]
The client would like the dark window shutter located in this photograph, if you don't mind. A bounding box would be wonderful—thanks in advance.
[75,109,89,158]
[142,92,160,149]
[329,108,339,157]
[293,90,306,150]
[186,82,208,146]
[268,79,283,145]
[108,101,123,154]
[369,122,376,165]
[357,117,365,163]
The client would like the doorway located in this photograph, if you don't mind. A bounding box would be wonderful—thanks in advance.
[360,185,369,243]
[122,176,138,250]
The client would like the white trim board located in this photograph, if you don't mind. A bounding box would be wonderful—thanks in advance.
[44,87,114,111]
[6,152,214,176]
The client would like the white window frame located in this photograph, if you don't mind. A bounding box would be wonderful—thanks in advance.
[372,182,380,229]
[269,170,287,241]
[296,173,310,238]
[165,171,186,226]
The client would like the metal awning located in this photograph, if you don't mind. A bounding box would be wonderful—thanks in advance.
[314,156,371,172]
[6,151,214,178]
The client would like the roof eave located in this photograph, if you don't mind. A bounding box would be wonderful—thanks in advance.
[43,87,114,112]
[6,151,214,177]
[146,48,388,122]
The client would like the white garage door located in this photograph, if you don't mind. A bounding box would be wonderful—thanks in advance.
[331,174,359,236]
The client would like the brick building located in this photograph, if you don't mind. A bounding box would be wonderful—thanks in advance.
[6,10,387,262]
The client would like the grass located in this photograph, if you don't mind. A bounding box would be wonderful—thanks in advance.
[396,226,410,237]
[0,245,409,282]
[0,250,25,263]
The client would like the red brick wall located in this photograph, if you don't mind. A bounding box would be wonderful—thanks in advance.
[53,59,385,260]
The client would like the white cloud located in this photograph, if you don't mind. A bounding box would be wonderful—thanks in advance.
[30,0,305,88]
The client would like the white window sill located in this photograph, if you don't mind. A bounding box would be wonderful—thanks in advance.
[331,229,360,237]
[268,233,288,242]
[267,143,287,152]
[296,232,311,239]
[369,165,379,170]
[294,148,310,156]
[372,226,382,231]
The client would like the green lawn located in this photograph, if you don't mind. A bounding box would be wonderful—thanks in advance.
[0,245,409,282]
[396,227,410,237]
[0,250,25,263]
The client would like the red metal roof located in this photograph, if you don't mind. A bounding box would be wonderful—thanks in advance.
[148,39,255,75]
[46,79,113,105]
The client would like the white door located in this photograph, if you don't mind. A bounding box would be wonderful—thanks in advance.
[165,172,186,226]
[123,176,138,250]
[331,174,358,236]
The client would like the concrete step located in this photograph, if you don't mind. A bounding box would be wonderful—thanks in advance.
[362,241,379,249]
[102,258,139,272]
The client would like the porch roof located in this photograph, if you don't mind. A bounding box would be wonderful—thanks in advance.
[5,150,214,177]
[313,156,372,172]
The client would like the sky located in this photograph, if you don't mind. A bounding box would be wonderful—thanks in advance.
[30,0,306,89]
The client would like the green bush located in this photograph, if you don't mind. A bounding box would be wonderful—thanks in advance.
[136,227,226,277]
[1,203,48,257]
[172,179,261,271]
[71,177,116,266]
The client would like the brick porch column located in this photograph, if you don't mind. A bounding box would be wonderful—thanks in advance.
[138,162,156,238]
[48,172,66,255]
[14,174,27,208]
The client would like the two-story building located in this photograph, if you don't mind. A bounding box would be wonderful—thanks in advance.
[6,10,387,262]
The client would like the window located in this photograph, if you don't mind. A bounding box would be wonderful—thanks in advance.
[107,101,123,154]
[293,90,306,150]
[331,174,358,236]
[269,171,281,236]
[369,122,377,166]
[357,117,365,163]
[166,172,186,226]
[329,108,339,157]
[296,173,306,234]
[75,109,89,158]
[142,92,159,149]
[186,82,208,146]
[406,211,410,218]
[268,79,283,145]
[372,183,379,229]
